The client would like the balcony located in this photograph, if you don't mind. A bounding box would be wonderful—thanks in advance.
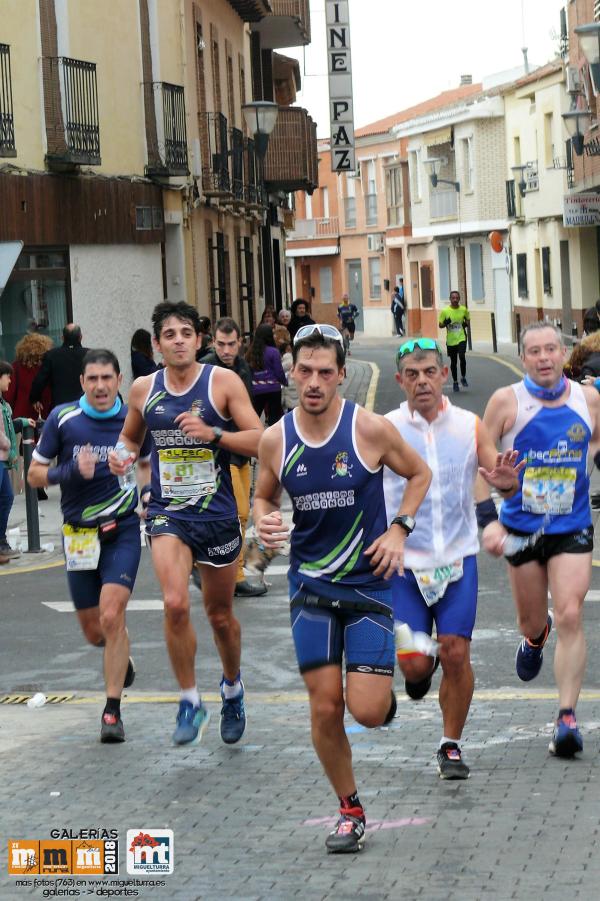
[287,217,340,240]
[145,82,189,177]
[44,56,100,167]
[251,0,311,48]
[228,0,271,21]
[264,106,317,193]
[430,188,458,220]
[365,193,378,226]
[199,112,231,197]
[0,44,16,157]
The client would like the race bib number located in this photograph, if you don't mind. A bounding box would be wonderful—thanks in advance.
[413,560,463,607]
[521,466,576,515]
[158,447,216,498]
[62,524,100,572]
[449,322,463,332]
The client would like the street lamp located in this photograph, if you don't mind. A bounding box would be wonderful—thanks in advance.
[510,164,528,197]
[423,156,460,191]
[562,108,593,157]
[242,101,279,159]
[575,23,600,94]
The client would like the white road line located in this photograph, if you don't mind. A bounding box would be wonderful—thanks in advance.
[43,599,164,613]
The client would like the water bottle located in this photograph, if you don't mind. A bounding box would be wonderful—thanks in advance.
[115,442,136,491]
[27,692,47,709]
[395,622,440,657]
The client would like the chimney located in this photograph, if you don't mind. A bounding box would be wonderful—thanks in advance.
[460,74,473,86]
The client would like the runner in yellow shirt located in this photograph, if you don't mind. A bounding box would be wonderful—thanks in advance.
[438,290,470,392]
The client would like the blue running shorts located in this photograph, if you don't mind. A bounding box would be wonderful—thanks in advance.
[289,574,395,676]
[391,554,478,640]
[66,516,142,611]
[146,514,242,567]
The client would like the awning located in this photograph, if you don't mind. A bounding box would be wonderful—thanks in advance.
[425,126,452,147]
[286,245,340,258]
[0,241,23,294]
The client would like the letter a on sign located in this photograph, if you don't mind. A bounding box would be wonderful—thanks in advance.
[326,0,355,173]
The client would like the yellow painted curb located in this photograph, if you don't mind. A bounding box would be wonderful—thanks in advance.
[0,559,64,576]
[363,361,380,412]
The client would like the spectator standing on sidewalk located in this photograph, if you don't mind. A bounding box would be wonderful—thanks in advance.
[246,324,287,426]
[288,299,315,340]
[0,361,35,561]
[30,324,88,410]
[131,328,159,378]
[438,290,470,393]
[391,283,406,336]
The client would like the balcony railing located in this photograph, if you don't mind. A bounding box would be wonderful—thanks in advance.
[146,82,188,177]
[199,111,231,196]
[230,126,245,203]
[253,0,311,48]
[287,217,340,240]
[344,197,356,228]
[227,0,271,21]
[45,56,100,166]
[430,188,457,220]
[0,44,16,157]
[365,193,378,225]
[264,106,318,193]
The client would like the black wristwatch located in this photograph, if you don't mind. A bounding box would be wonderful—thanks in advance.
[212,426,223,444]
[391,515,416,535]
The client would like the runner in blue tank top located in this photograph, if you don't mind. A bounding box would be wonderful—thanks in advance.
[483,322,600,759]
[254,325,431,854]
[28,349,152,744]
[109,302,263,748]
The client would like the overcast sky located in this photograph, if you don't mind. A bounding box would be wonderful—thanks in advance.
[284,0,566,137]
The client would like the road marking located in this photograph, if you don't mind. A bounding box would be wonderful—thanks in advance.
[0,559,64,576]
[43,599,164,613]
[475,352,523,378]
[361,360,380,411]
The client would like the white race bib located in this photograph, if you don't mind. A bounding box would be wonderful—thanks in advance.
[158,447,216,498]
[62,525,100,572]
[413,560,463,607]
[521,466,575,515]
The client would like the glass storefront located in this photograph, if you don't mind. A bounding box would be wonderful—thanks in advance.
[0,248,71,362]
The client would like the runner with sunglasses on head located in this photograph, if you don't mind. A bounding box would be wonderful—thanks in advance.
[383,337,522,778]
[482,322,600,758]
[253,323,432,853]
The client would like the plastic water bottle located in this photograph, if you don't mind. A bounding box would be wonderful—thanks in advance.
[115,442,136,491]
[395,622,440,657]
[27,692,47,709]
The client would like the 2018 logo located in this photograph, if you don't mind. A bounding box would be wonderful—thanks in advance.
[8,839,119,875]
[126,830,174,875]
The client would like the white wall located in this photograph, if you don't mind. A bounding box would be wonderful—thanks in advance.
[70,244,164,391]
[363,307,395,337]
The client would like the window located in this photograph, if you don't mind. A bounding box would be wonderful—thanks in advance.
[237,236,255,334]
[386,166,403,226]
[344,173,356,227]
[322,186,329,219]
[461,138,473,191]
[0,43,16,156]
[365,160,378,225]
[208,230,231,318]
[544,113,554,167]
[409,150,422,201]
[305,193,313,219]
[542,246,552,294]
[516,253,528,298]
[319,266,333,303]
[506,180,517,218]
[136,206,152,230]
[369,257,381,299]
[438,245,451,301]
[469,243,484,301]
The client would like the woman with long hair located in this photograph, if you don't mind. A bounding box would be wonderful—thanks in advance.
[131,328,159,378]
[260,307,277,328]
[245,323,287,425]
[4,332,53,421]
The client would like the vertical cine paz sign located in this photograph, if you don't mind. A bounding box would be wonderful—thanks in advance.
[326,1,355,173]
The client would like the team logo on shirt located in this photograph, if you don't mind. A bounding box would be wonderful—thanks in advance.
[331,451,353,479]
[567,423,586,443]
[190,399,205,418]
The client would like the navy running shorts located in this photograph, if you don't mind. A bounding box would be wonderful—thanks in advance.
[504,526,593,567]
[66,516,142,611]
[391,554,478,640]
[146,514,242,567]
[288,576,395,676]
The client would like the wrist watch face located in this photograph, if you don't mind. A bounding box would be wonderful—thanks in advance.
[393,515,416,534]
[213,426,223,442]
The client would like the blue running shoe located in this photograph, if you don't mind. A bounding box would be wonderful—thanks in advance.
[220,681,246,744]
[549,713,583,758]
[515,613,553,682]
[172,699,210,746]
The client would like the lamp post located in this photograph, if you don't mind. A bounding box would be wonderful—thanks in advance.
[423,156,460,191]
[562,108,592,157]
[242,101,279,311]
[575,23,600,94]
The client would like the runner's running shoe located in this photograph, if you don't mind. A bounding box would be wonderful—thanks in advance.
[437,742,470,779]
[549,713,583,758]
[124,656,136,689]
[461,377,468,387]
[515,613,553,681]
[100,712,125,743]
[220,681,246,744]
[172,700,211,746]
[325,807,366,853]
[405,656,440,701]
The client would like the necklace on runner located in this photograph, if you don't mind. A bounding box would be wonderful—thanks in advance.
[523,374,568,401]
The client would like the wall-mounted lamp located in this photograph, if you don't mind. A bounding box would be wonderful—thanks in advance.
[575,23,600,94]
[242,101,279,159]
[510,164,528,197]
[423,157,460,191]
[562,108,592,157]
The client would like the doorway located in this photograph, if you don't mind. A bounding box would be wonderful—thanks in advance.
[346,259,364,331]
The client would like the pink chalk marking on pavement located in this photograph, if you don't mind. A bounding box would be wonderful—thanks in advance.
[302,816,432,830]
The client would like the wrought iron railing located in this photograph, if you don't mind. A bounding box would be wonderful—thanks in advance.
[46,56,100,164]
[230,126,244,202]
[146,82,188,176]
[0,44,16,157]
[288,217,340,239]
[199,112,231,195]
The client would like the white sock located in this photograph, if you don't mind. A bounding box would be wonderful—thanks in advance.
[440,736,460,749]
[180,687,200,707]
[221,677,242,699]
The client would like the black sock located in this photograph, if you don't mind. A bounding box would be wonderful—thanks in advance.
[558,707,575,719]
[339,791,362,813]
[104,697,121,718]
[530,623,548,646]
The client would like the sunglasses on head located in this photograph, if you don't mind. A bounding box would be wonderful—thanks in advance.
[293,324,345,347]
[396,337,440,361]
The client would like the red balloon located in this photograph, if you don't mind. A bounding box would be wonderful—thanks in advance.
[489,231,504,253]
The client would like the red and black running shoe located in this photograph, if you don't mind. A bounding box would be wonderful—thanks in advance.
[325,807,366,853]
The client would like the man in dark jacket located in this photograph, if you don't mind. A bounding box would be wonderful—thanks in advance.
[288,298,316,340]
[583,299,600,335]
[200,316,266,598]
[30,324,88,410]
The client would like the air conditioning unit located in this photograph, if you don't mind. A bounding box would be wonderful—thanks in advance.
[367,233,384,253]
[566,66,582,94]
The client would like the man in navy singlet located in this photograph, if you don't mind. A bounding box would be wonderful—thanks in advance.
[28,349,152,743]
[483,322,600,758]
[253,325,431,854]
[109,302,263,748]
